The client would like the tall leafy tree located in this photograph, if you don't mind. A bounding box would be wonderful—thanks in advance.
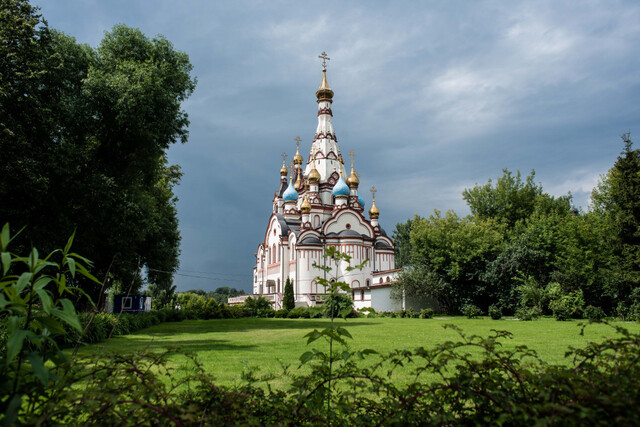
[0,1,196,307]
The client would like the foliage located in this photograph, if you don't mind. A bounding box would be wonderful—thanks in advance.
[283,277,295,311]
[583,305,605,322]
[515,306,541,321]
[0,1,196,307]
[461,304,482,318]
[419,308,434,319]
[515,273,545,312]
[0,224,100,424]
[243,295,272,317]
[546,283,585,321]
[488,304,502,320]
[462,169,570,229]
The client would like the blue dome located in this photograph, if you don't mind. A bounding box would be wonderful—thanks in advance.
[332,176,349,197]
[282,182,298,202]
[358,193,365,207]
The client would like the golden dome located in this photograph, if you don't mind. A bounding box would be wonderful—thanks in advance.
[308,159,321,183]
[301,194,311,213]
[369,200,380,219]
[315,69,334,100]
[347,164,359,187]
[280,160,288,176]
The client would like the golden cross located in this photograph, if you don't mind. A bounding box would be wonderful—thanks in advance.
[288,161,295,177]
[318,51,330,70]
[348,150,356,166]
[294,136,302,148]
[370,186,377,200]
[281,152,287,164]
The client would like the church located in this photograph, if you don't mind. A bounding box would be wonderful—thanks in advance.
[249,54,401,311]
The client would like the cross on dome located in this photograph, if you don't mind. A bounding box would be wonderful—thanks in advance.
[370,186,377,200]
[294,136,302,147]
[318,51,330,70]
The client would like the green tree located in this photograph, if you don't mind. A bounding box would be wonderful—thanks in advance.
[392,214,423,268]
[592,133,640,307]
[400,210,503,312]
[283,277,295,311]
[0,2,196,308]
[462,169,570,229]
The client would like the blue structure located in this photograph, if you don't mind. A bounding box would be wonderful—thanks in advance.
[113,294,151,314]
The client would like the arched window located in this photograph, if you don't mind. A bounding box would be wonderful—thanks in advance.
[277,278,280,293]
[277,245,280,263]
[366,279,370,287]
[379,278,383,284]
[386,277,391,283]
[272,244,276,264]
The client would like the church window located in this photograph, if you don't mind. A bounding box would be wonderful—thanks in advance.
[277,278,280,293]
[379,278,383,284]
[366,279,370,287]
[386,277,390,283]
[277,246,280,262]
[272,244,276,263]
[360,290,364,301]
[345,223,351,229]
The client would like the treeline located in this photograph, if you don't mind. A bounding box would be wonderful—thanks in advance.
[394,135,640,319]
[0,0,195,309]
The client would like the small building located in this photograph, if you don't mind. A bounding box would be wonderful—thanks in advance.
[113,294,152,314]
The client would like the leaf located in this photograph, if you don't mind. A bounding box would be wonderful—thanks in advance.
[304,329,322,344]
[336,326,352,339]
[15,272,33,293]
[28,247,39,270]
[0,223,9,251]
[7,318,29,363]
[341,350,351,361]
[1,252,11,275]
[35,287,53,314]
[27,352,50,385]
[64,230,76,254]
[299,351,315,364]
[66,257,76,277]
[51,299,82,332]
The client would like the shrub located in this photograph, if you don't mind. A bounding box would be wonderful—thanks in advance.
[583,305,606,321]
[462,304,482,319]
[515,306,541,321]
[321,293,354,318]
[274,309,289,318]
[488,305,502,320]
[549,290,585,321]
[283,278,295,311]
[420,308,434,319]
[287,307,311,319]
[404,308,419,318]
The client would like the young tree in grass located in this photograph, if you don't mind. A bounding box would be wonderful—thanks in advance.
[283,277,295,311]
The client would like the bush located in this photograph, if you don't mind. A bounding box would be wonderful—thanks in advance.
[321,293,354,318]
[583,305,606,321]
[549,290,585,321]
[274,309,289,318]
[419,308,434,319]
[462,304,483,319]
[488,305,502,320]
[515,306,541,321]
[287,307,311,318]
[404,308,420,318]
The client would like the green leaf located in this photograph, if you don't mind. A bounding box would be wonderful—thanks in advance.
[1,252,11,275]
[15,272,33,293]
[341,350,351,361]
[27,352,50,385]
[64,230,75,255]
[51,299,82,332]
[0,223,9,251]
[299,351,315,364]
[66,257,76,277]
[28,247,39,270]
[336,326,352,339]
[304,329,322,344]
[35,288,53,314]
[7,320,29,363]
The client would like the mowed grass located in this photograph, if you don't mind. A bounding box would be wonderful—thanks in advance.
[73,317,640,387]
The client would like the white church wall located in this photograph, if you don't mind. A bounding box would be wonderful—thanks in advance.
[371,287,402,312]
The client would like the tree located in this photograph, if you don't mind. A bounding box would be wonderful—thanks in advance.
[392,214,423,268]
[0,2,196,308]
[399,210,503,312]
[283,277,295,311]
[591,133,640,309]
[462,169,570,229]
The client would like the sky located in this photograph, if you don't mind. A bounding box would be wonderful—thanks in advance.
[35,0,640,292]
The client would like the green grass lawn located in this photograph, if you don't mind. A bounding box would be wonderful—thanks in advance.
[74,317,640,387]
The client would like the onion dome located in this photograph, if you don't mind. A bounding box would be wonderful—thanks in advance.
[369,199,379,219]
[332,175,349,197]
[280,160,288,176]
[283,177,298,202]
[358,193,365,208]
[293,145,303,165]
[315,69,334,100]
[347,164,359,188]
[308,160,321,183]
[301,193,311,213]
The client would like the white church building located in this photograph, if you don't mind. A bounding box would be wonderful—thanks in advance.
[234,55,401,311]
